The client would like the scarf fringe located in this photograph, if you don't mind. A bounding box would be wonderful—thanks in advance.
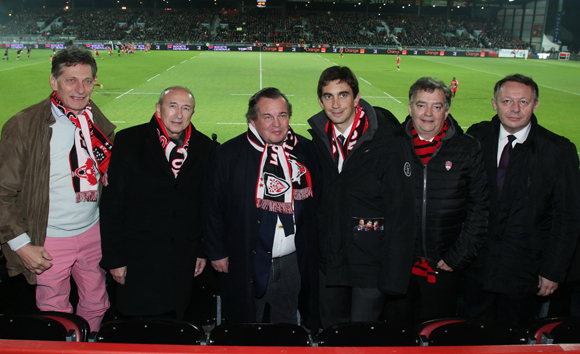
[293,187,313,201]
[257,198,294,214]
[76,191,98,203]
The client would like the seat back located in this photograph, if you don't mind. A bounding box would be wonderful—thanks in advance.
[93,318,204,345]
[416,318,467,339]
[526,317,566,344]
[39,311,90,342]
[0,314,69,341]
[209,323,310,346]
[427,320,526,346]
[550,318,580,344]
[318,322,420,347]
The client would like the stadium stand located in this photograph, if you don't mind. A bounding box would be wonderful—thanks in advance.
[0,8,530,49]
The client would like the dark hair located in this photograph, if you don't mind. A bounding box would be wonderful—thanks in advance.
[409,77,452,111]
[494,73,539,103]
[246,87,292,123]
[158,86,196,110]
[51,47,97,80]
[317,66,359,99]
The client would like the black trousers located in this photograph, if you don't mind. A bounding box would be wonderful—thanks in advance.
[255,252,300,324]
[457,277,543,327]
[319,270,386,329]
[385,269,460,326]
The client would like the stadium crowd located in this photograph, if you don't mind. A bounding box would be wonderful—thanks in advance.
[0,7,530,49]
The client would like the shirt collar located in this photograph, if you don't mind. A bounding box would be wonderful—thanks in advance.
[499,121,531,145]
[334,122,353,139]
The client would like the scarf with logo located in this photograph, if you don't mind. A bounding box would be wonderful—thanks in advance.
[153,113,192,178]
[412,119,448,164]
[247,124,313,214]
[325,104,368,169]
[51,91,113,203]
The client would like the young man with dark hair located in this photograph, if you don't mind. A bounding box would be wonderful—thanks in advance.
[462,73,580,326]
[308,66,415,328]
[0,47,115,331]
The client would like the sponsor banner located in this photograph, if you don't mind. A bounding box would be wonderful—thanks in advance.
[433,0,447,6]
[498,49,527,58]
[168,44,190,50]
[46,44,66,50]
[451,1,468,7]
[86,44,109,50]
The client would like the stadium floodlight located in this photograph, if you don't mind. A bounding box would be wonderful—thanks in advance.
[257,0,266,8]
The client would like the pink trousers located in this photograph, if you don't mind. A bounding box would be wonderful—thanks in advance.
[36,222,110,332]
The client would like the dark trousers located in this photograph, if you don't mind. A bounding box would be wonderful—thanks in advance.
[319,270,386,329]
[385,269,460,326]
[458,277,542,327]
[255,252,300,324]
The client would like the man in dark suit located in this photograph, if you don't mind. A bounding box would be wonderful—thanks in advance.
[99,86,215,319]
[203,87,320,329]
[462,74,580,326]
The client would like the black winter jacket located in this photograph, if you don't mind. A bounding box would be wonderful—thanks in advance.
[466,115,580,293]
[308,100,415,295]
[403,114,489,270]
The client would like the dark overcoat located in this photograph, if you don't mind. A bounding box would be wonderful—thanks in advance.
[466,115,580,293]
[100,117,214,318]
[308,100,416,295]
[202,132,320,329]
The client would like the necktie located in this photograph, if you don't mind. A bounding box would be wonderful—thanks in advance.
[497,135,516,199]
[335,135,345,168]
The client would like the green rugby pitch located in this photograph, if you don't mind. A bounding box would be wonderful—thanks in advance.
[1,49,580,148]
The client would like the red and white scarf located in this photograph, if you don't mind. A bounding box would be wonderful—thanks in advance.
[51,91,113,203]
[412,119,448,164]
[247,124,313,215]
[325,104,368,169]
[153,113,192,178]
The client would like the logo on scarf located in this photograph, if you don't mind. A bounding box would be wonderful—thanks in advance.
[75,159,98,186]
[264,173,290,197]
[289,159,307,183]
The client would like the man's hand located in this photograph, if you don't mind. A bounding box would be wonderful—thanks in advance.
[437,259,454,272]
[537,276,558,296]
[15,244,53,275]
[194,258,206,277]
[110,266,127,285]
[211,257,229,273]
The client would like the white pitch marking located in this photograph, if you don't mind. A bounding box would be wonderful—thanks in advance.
[116,88,134,99]
[181,60,187,63]
[166,66,175,71]
[383,92,401,104]
[147,74,160,82]
[0,61,46,72]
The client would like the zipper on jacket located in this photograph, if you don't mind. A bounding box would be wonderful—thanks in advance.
[420,144,442,261]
